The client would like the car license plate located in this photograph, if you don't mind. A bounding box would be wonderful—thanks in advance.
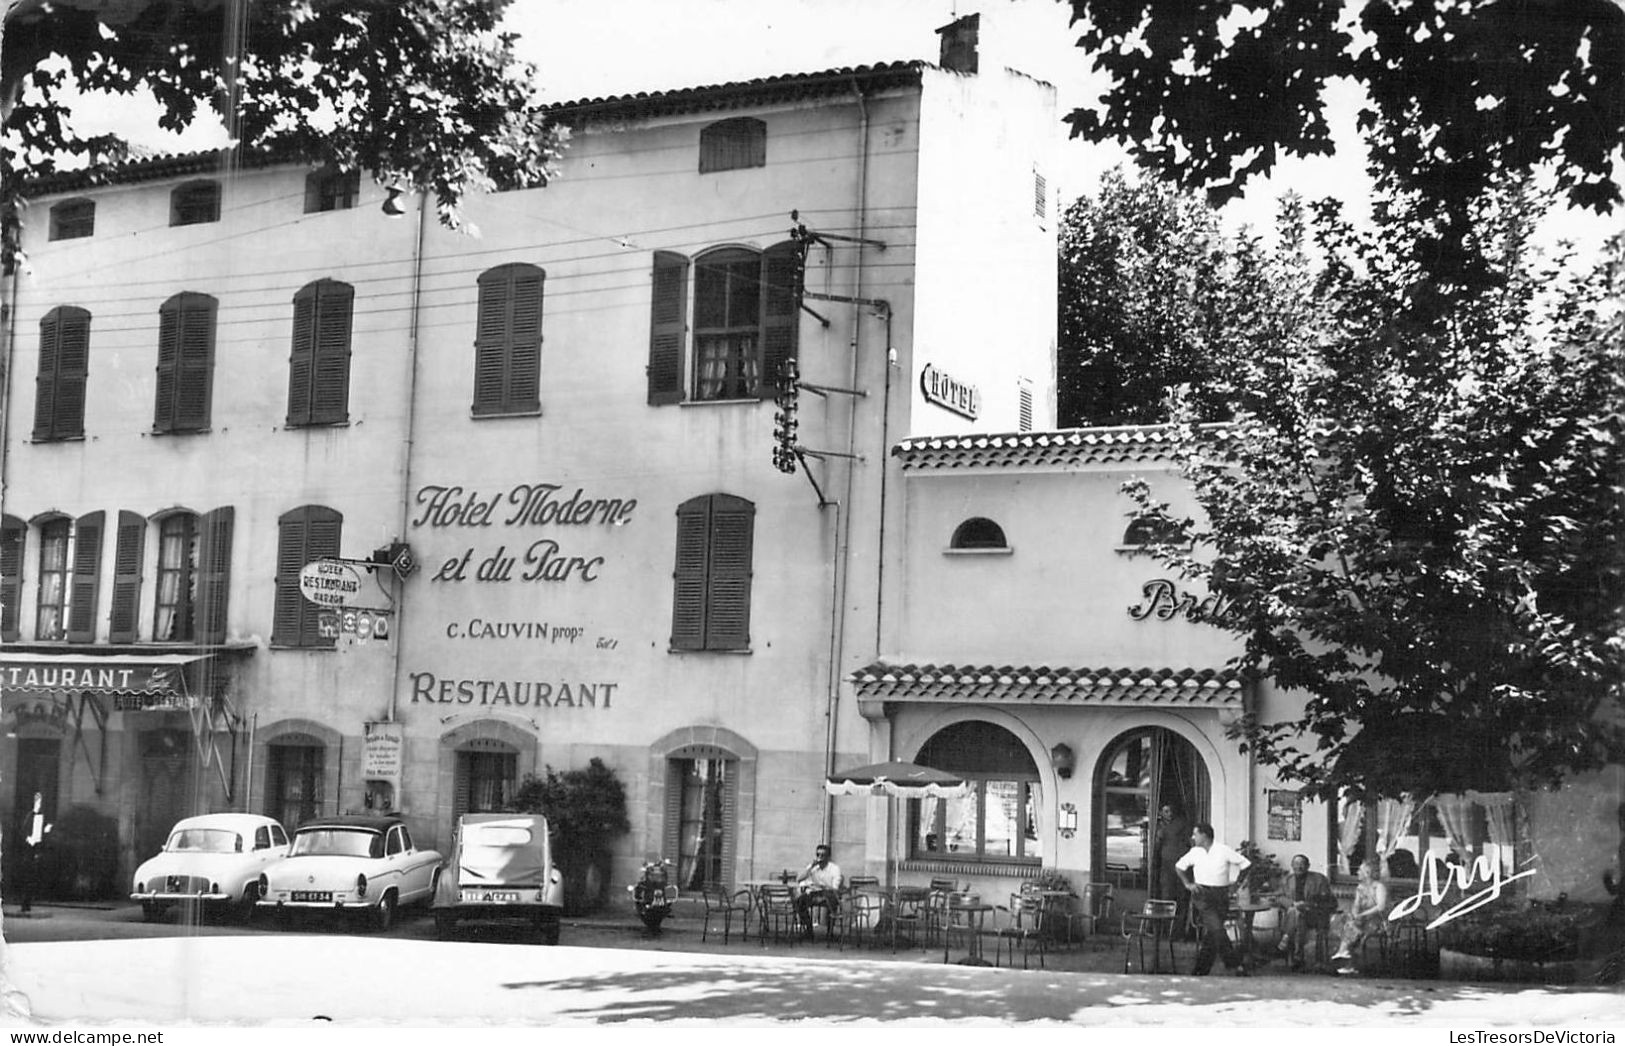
[463,890,521,903]
[291,891,332,902]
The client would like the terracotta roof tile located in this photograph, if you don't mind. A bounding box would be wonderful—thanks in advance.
[851,662,1243,706]
[550,62,926,124]
[893,427,1187,471]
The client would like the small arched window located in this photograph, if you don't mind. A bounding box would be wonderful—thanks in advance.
[950,517,1007,550]
[699,117,766,173]
[1122,517,1183,548]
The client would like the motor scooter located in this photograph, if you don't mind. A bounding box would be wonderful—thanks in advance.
[629,858,679,934]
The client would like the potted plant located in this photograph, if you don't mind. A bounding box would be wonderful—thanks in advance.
[1437,901,1583,983]
[1236,841,1283,899]
[507,757,630,915]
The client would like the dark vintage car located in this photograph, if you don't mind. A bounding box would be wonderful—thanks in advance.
[257,814,441,931]
[432,813,563,944]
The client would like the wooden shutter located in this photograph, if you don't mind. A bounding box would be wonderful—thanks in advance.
[108,510,146,643]
[1,516,24,642]
[720,764,739,886]
[706,496,754,649]
[156,293,215,432]
[66,510,104,642]
[311,281,354,423]
[663,758,684,861]
[273,505,340,647]
[34,307,89,440]
[195,506,234,644]
[287,285,317,425]
[757,241,800,398]
[452,753,472,823]
[647,252,688,405]
[670,498,710,650]
[473,264,542,415]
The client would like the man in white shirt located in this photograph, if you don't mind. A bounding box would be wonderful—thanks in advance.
[794,843,843,942]
[1175,822,1251,975]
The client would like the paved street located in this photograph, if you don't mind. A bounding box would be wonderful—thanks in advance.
[2,901,1621,1026]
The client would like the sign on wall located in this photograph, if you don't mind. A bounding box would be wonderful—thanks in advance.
[298,559,365,607]
[1268,789,1303,841]
[919,363,981,420]
[362,722,404,779]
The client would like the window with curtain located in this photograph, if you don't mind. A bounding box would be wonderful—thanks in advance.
[646,242,799,405]
[909,721,1042,865]
[455,746,517,819]
[674,757,730,890]
[267,738,324,830]
[153,513,197,642]
[35,518,70,641]
[34,306,90,441]
[1328,793,1515,880]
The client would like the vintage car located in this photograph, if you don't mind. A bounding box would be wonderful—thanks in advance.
[256,814,441,930]
[432,813,563,944]
[131,813,291,922]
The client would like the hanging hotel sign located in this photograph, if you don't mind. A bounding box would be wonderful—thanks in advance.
[299,559,365,607]
[919,363,980,420]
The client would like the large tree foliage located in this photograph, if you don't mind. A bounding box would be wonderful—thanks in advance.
[1065,0,1625,286]
[1058,167,1317,426]
[1124,189,1625,800]
[1,0,563,227]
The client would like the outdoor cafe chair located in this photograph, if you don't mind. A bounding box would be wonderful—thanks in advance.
[992,889,1048,969]
[847,875,881,895]
[1123,898,1179,974]
[699,884,753,945]
[1068,882,1115,944]
[829,891,883,952]
[755,884,798,946]
[884,884,930,953]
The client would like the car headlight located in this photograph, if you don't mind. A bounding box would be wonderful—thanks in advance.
[356,874,367,898]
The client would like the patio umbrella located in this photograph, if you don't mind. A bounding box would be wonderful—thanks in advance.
[825,761,971,886]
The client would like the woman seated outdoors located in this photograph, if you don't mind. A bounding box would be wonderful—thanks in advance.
[1330,858,1390,971]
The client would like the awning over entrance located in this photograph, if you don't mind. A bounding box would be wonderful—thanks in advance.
[0,652,245,801]
[0,652,209,709]
[851,661,1243,713]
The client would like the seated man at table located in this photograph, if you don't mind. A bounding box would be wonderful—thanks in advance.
[794,843,843,941]
[1274,853,1337,969]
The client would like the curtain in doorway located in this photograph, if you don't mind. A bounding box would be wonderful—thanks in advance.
[1376,796,1419,859]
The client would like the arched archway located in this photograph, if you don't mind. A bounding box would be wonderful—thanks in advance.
[1092,727,1210,891]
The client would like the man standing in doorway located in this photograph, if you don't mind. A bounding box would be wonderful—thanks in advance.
[1152,802,1193,937]
[1176,822,1251,975]
[16,792,52,915]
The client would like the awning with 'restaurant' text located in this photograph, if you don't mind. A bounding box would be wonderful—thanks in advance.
[0,653,209,710]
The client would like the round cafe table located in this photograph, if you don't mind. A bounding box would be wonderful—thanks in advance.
[1228,899,1275,957]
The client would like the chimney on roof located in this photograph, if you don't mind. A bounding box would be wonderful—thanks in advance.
[936,12,979,74]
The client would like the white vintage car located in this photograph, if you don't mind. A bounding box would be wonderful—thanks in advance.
[257,814,441,930]
[131,813,290,922]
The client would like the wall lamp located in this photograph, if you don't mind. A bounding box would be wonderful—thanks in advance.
[1050,742,1075,780]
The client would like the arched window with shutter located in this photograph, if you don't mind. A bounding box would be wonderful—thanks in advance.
[272,505,341,648]
[472,263,544,416]
[648,241,801,406]
[288,279,354,426]
[34,306,90,441]
[670,494,754,652]
[154,292,216,433]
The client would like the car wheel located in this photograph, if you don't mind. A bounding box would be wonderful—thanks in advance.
[140,902,167,923]
[236,884,259,924]
[540,918,561,947]
[273,908,292,931]
[374,892,398,932]
[435,911,458,940]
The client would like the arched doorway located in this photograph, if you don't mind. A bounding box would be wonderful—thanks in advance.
[1092,727,1209,890]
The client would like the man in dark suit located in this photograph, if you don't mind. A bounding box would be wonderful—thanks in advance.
[16,792,52,915]
[1151,802,1192,936]
[1274,853,1338,969]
